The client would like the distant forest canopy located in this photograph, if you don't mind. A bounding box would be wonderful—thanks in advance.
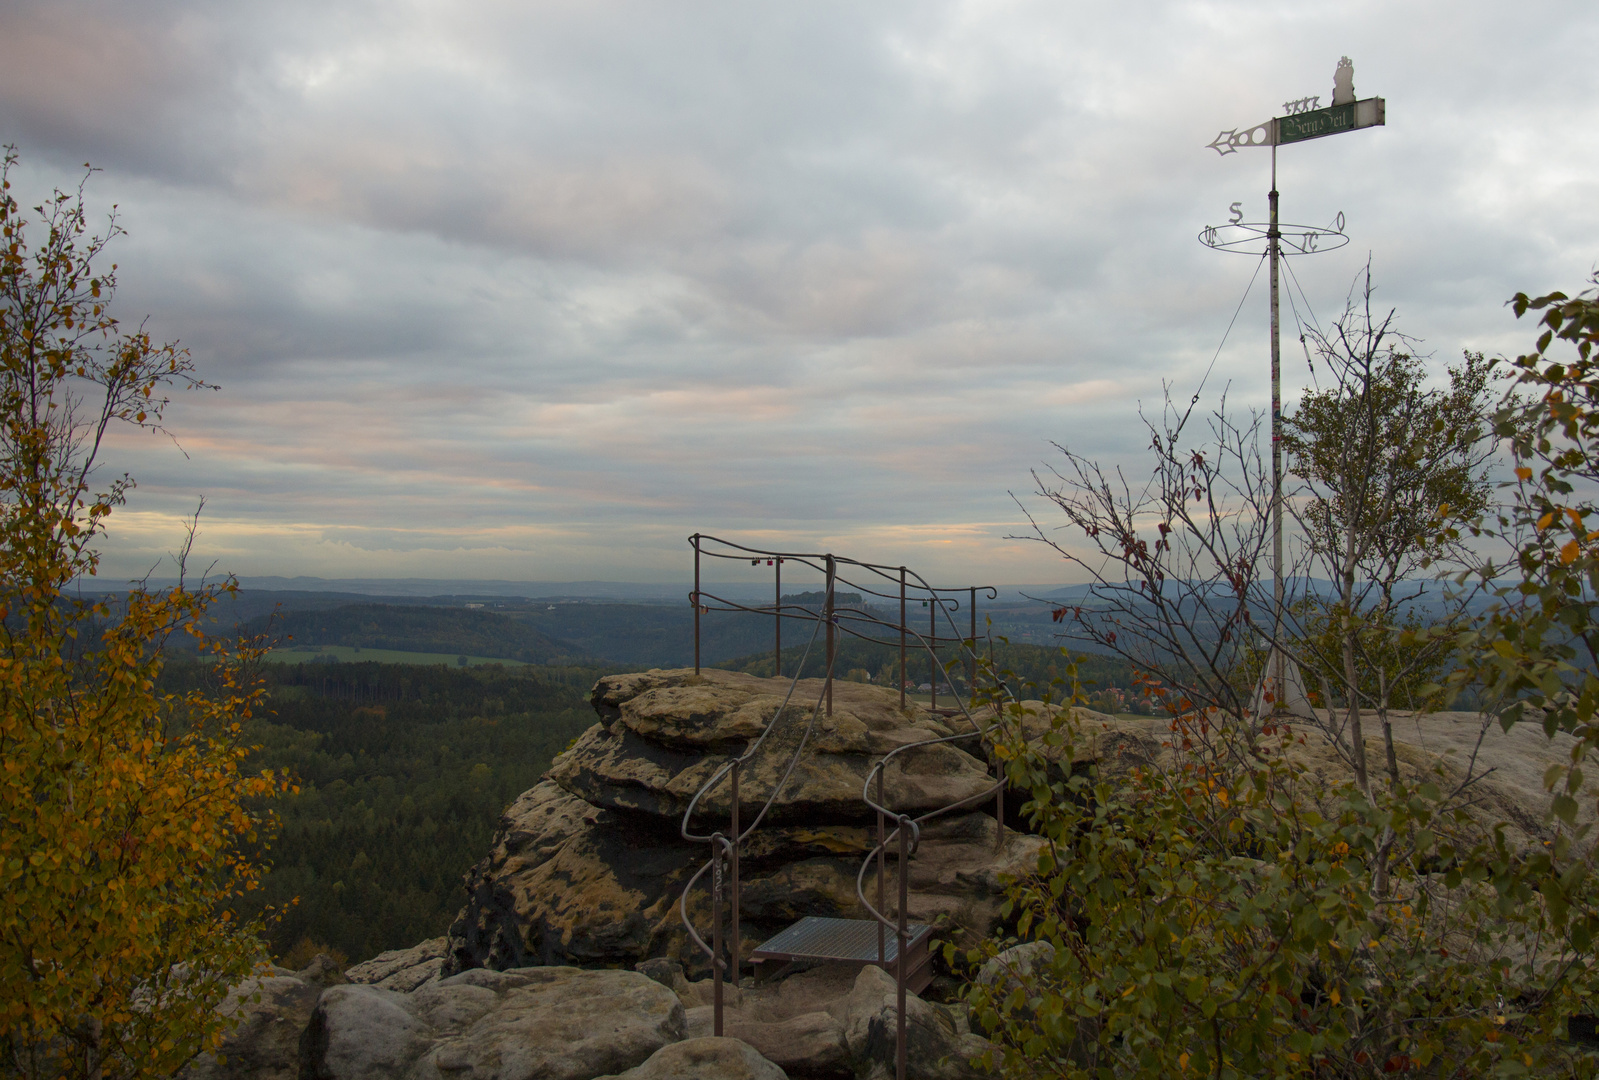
[159,661,602,964]
[714,634,1144,710]
[146,588,1091,667]
[157,589,1205,708]
[238,604,585,665]
[230,595,1114,682]
[136,580,1489,672]
[776,590,865,606]
[155,590,1019,668]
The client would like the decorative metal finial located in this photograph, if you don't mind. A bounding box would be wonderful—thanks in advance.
[1332,57,1355,106]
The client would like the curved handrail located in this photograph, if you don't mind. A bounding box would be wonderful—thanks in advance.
[677,607,836,1036]
[678,835,731,959]
[679,611,829,844]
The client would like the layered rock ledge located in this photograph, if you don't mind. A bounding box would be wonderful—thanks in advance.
[443,668,1040,977]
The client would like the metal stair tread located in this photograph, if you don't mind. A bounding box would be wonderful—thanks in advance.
[751,915,931,965]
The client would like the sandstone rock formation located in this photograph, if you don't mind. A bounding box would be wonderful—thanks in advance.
[194,954,993,1080]
[299,967,685,1080]
[444,669,1038,977]
[670,959,989,1080]
[344,936,447,992]
[1033,707,1594,849]
[841,966,988,1080]
[371,668,1583,995]
[180,969,323,1080]
[592,1037,788,1080]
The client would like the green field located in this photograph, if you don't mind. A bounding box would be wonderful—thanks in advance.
[263,644,528,667]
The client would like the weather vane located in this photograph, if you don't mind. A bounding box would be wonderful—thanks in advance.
[1198,57,1387,717]
[1205,57,1385,157]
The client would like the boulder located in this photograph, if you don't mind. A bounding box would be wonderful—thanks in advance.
[179,972,321,1080]
[293,954,349,988]
[299,967,684,1080]
[592,1036,788,1080]
[345,936,447,991]
[445,670,1037,976]
[299,984,433,1080]
[999,700,1117,742]
[842,966,990,1080]
[683,1010,849,1080]
[974,940,1055,1001]
[968,940,1094,1062]
[635,957,697,1000]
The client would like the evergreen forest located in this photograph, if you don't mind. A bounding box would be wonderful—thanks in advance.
[159,660,605,965]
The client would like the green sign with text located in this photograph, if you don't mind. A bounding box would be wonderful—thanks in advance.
[1275,98,1385,146]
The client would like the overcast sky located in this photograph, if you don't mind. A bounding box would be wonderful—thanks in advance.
[2,0,1595,588]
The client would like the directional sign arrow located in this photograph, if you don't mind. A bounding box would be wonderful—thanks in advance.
[1206,98,1385,155]
[1206,120,1275,155]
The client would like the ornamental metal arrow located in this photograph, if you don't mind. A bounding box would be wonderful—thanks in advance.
[1206,120,1276,155]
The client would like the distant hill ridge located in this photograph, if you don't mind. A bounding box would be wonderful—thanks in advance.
[246,604,586,664]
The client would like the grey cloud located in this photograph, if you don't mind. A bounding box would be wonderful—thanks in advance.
[3,0,1596,583]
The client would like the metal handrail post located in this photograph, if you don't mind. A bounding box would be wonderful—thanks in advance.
[898,569,907,711]
[876,769,886,964]
[969,586,977,700]
[825,555,835,717]
[929,597,937,712]
[711,836,724,1036]
[730,762,740,986]
[774,558,782,678]
[896,815,909,1080]
[693,534,702,676]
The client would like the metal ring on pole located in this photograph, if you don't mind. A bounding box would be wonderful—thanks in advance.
[1198,215,1348,256]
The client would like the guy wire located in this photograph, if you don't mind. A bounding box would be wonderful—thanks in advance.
[1170,250,1267,449]
[1192,251,1268,409]
[1281,254,1326,387]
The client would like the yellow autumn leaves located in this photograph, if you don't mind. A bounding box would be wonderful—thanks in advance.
[0,148,287,1080]
[1530,505,1599,565]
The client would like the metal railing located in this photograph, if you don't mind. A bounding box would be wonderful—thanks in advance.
[689,532,996,712]
[678,535,1025,1080]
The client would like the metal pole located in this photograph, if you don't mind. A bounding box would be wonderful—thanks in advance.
[1269,154,1285,708]
[896,818,909,1080]
[825,555,835,717]
[899,569,907,711]
[929,596,937,712]
[774,558,782,678]
[712,839,724,1036]
[969,586,977,699]
[876,769,886,964]
[693,534,702,677]
[730,763,740,988]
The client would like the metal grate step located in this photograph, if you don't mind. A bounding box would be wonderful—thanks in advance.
[750,916,934,991]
